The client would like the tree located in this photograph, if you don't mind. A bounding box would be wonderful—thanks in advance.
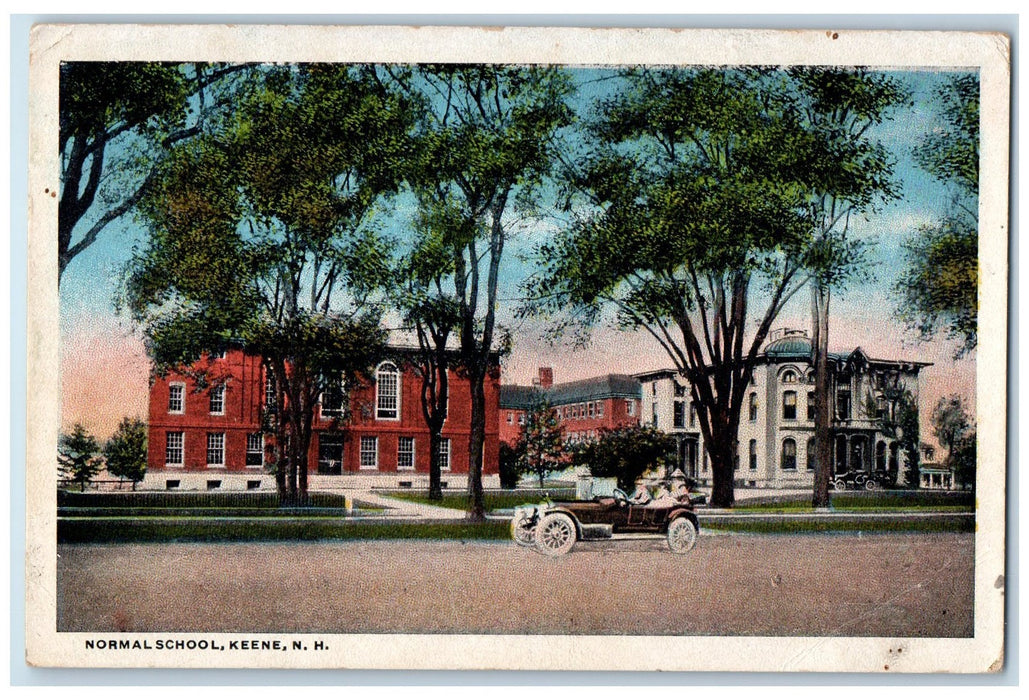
[391,204,465,501]
[932,394,976,490]
[515,396,566,488]
[528,68,824,508]
[864,380,920,487]
[788,68,909,508]
[498,442,522,489]
[571,425,676,493]
[58,423,103,491]
[104,417,148,489]
[896,75,980,357]
[59,62,249,281]
[396,65,574,519]
[124,65,412,503]
[952,430,977,490]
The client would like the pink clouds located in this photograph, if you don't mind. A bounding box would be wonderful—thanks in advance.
[61,317,150,439]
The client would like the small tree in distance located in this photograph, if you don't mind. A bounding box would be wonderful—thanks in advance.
[58,423,103,491]
[516,396,566,489]
[572,425,677,493]
[104,417,148,490]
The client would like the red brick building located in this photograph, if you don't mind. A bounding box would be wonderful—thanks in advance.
[499,368,642,446]
[147,348,500,488]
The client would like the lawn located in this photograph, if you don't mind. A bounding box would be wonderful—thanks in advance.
[383,488,575,512]
[733,490,974,513]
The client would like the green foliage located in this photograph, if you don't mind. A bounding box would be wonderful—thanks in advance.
[58,62,248,279]
[103,417,148,485]
[527,68,904,508]
[572,425,677,492]
[896,75,979,356]
[125,66,409,500]
[514,396,567,488]
[931,394,976,489]
[498,442,522,489]
[392,65,575,519]
[58,424,103,490]
[865,382,921,488]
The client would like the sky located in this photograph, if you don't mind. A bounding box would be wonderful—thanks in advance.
[59,66,977,444]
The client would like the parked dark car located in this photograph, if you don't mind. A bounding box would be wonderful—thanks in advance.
[511,489,700,557]
[833,470,890,491]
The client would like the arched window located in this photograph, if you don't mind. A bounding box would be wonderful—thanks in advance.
[748,439,758,470]
[376,362,400,420]
[781,438,797,471]
[748,392,758,422]
[807,437,816,471]
[781,369,798,384]
[782,391,797,420]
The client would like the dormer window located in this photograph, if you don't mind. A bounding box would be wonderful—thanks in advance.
[781,369,798,384]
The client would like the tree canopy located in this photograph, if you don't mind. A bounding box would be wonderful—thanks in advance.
[896,74,979,356]
[124,66,413,501]
[58,62,249,280]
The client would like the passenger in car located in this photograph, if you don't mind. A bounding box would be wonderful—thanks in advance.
[647,482,678,508]
[630,481,652,505]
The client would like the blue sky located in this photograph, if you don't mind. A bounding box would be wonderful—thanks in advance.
[59,66,977,434]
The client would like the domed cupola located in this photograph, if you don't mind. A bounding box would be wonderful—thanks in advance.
[765,329,812,358]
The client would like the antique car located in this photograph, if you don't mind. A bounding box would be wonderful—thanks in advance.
[833,470,889,491]
[511,489,700,557]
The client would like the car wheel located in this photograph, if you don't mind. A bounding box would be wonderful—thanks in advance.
[534,513,577,557]
[511,516,536,547]
[865,479,879,491]
[667,516,698,554]
[834,479,847,491]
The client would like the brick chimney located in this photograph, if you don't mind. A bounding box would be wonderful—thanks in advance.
[538,367,554,389]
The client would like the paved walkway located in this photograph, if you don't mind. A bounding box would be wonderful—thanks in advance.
[339,489,471,519]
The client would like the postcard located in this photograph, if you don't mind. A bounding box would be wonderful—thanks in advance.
[26,24,1009,672]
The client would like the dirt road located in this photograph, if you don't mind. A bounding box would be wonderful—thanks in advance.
[57,532,973,637]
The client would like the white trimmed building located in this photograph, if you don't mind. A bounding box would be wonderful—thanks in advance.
[635,329,930,488]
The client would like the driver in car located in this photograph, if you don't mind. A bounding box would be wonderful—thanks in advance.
[630,481,652,505]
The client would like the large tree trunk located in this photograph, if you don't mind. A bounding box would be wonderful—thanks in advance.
[466,373,487,521]
[811,283,833,508]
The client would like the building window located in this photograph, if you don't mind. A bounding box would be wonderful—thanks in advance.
[588,402,595,419]
[782,391,797,421]
[265,373,277,410]
[210,349,226,360]
[518,412,525,425]
[437,438,451,472]
[397,437,415,471]
[807,437,816,471]
[807,391,816,421]
[579,403,586,418]
[749,439,757,471]
[781,438,797,471]
[165,432,184,466]
[317,434,344,475]
[506,412,513,424]
[689,402,697,428]
[837,390,852,420]
[748,392,758,422]
[673,401,685,429]
[652,382,657,396]
[375,362,400,420]
[321,374,346,418]
[168,383,185,414]
[209,385,225,415]
[597,402,604,417]
[651,404,658,427]
[246,433,264,467]
[673,382,686,397]
[359,436,378,470]
[206,433,225,467]
[781,369,798,384]
[626,400,636,416]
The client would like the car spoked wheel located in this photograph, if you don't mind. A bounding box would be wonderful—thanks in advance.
[534,513,577,556]
[834,479,847,491]
[666,516,698,554]
[511,516,536,547]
